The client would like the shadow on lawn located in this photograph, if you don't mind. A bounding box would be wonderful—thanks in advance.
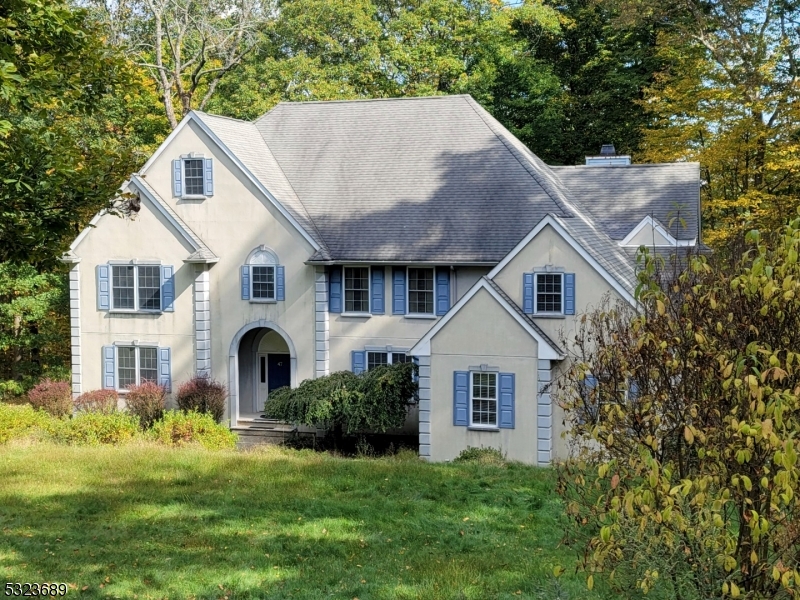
[0,450,570,600]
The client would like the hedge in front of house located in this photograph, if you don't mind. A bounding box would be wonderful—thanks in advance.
[264,362,418,434]
[150,410,237,450]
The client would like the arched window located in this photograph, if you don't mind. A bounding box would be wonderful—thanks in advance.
[244,246,279,301]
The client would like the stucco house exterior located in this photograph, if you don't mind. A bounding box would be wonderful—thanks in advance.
[62,95,701,465]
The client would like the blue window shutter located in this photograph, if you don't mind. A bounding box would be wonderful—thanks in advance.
[392,267,406,314]
[204,158,214,196]
[97,264,110,311]
[160,265,175,312]
[523,273,534,314]
[102,345,116,390]
[371,267,385,314]
[329,266,342,313]
[158,347,172,391]
[173,159,182,197]
[453,371,469,426]
[436,268,450,315]
[499,373,515,429]
[241,266,250,300]
[351,350,365,375]
[564,273,575,315]
[276,266,285,301]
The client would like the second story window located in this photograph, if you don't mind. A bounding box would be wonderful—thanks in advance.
[536,273,562,314]
[344,267,370,313]
[112,265,161,311]
[408,267,434,314]
[183,158,205,195]
[252,265,275,300]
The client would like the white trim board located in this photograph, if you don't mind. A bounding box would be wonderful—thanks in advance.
[487,214,637,307]
[619,215,697,247]
[140,111,320,252]
[408,278,564,359]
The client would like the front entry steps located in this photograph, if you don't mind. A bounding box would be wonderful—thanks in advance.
[232,417,313,449]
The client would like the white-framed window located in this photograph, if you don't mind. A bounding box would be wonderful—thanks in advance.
[366,351,409,370]
[344,266,370,313]
[111,265,161,311]
[407,267,434,315]
[535,272,563,314]
[247,248,278,302]
[471,371,497,427]
[117,346,158,389]
[183,158,205,196]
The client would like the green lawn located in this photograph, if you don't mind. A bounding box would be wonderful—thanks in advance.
[0,444,594,599]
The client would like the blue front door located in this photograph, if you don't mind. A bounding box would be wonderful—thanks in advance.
[267,353,290,393]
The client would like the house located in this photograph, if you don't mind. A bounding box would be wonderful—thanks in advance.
[62,95,701,464]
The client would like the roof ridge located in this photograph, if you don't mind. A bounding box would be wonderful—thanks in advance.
[461,96,574,218]
[192,110,252,124]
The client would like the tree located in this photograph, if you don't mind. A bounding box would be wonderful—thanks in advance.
[0,0,139,267]
[554,228,800,597]
[86,0,273,128]
[621,0,800,248]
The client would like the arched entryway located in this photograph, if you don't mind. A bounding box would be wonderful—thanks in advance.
[228,321,297,426]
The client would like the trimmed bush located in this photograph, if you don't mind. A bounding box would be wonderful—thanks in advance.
[50,412,140,446]
[74,389,119,414]
[175,375,226,423]
[454,446,507,466]
[125,381,166,429]
[150,410,237,450]
[0,403,54,444]
[27,379,72,417]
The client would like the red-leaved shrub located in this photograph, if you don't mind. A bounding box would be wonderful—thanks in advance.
[176,375,226,423]
[27,379,72,417]
[74,389,119,414]
[125,381,166,429]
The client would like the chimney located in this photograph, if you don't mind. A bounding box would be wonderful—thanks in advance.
[585,143,631,166]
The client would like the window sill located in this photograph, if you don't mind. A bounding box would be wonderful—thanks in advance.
[179,195,207,201]
[108,310,163,315]
[467,426,500,432]
[533,313,565,319]
[404,313,437,320]
[249,299,277,304]
[340,312,371,318]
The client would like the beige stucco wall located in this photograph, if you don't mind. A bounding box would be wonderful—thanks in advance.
[454,266,490,299]
[428,288,540,463]
[491,224,623,346]
[75,199,197,399]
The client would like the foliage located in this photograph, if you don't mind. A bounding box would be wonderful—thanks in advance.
[74,389,119,414]
[264,362,417,435]
[0,0,139,267]
[453,446,507,466]
[49,411,140,446]
[620,0,800,249]
[0,263,70,400]
[27,378,72,418]
[175,375,226,423]
[124,381,166,429]
[0,444,588,599]
[150,409,237,450]
[554,219,800,598]
[0,402,52,444]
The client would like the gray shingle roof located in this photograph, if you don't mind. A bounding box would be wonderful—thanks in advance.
[190,95,701,298]
[254,95,572,262]
[551,163,700,241]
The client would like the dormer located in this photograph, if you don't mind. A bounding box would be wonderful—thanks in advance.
[619,216,696,248]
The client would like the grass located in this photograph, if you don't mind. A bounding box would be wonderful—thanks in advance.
[0,443,596,600]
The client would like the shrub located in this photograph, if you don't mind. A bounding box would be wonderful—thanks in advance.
[0,403,54,444]
[50,412,140,446]
[74,389,119,414]
[27,379,72,417]
[453,446,506,466]
[554,221,800,598]
[150,410,237,450]
[264,362,418,435]
[175,375,226,423]
[125,381,166,429]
